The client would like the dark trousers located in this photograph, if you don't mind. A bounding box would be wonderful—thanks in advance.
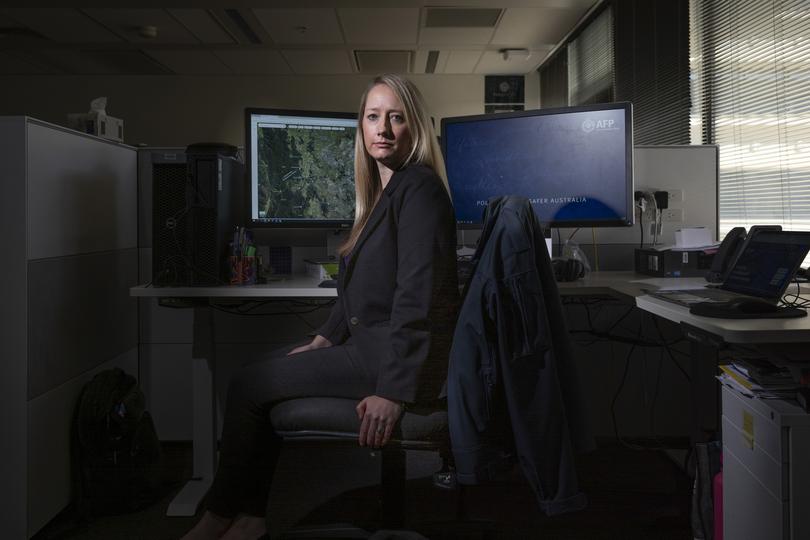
[206,340,378,518]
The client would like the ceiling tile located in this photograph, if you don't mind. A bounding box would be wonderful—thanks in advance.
[474,48,552,75]
[354,50,412,74]
[282,49,353,74]
[338,9,419,45]
[491,8,584,48]
[4,8,122,43]
[213,49,291,74]
[39,49,171,75]
[444,50,483,74]
[419,27,495,46]
[169,9,234,44]
[254,9,343,45]
[0,51,55,74]
[146,50,232,74]
[83,8,198,44]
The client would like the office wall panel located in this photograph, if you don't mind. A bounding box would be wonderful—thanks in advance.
[26,120,137,260]
[27,248,138,399]
[27,349,137,535]
[0,116,29,540]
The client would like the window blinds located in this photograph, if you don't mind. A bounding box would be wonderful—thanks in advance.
[567,6,614,105]
[691,0,810,236]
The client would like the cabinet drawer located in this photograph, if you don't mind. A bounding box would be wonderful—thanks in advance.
[723,447,786,540]
[722,385,786,464]
[722,415,787,501]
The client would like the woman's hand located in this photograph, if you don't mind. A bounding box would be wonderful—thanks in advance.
[356,396,403,448]
[287,335,333,355]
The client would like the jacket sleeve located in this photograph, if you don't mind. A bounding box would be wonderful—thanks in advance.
[316,294,350,345]
[375,174,456,403]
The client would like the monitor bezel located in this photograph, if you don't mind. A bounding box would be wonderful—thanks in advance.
[245,107,358,229]
[440,101,634,229]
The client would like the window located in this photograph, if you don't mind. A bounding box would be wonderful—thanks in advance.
[539,0,690,145]
[691,0,810,237]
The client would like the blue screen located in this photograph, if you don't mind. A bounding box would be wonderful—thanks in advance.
[442,104,632,226]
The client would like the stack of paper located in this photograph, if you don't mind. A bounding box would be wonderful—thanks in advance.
[717,357,800,399]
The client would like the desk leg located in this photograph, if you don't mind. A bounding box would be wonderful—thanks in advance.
[167,304,217,517]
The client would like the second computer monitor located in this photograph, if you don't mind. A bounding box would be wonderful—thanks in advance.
[245,108,358,228]
[441,102,634,228]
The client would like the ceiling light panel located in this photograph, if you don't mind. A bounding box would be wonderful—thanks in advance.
[213,49,292,75]
[169,9,234,44]
[5,8,122,43]
[491,8,583,48]
[338,9,419,44]
[282,49,353,74]
[254,9,343,45]
[83,8,198,44]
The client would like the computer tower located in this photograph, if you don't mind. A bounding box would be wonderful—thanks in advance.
[152,144,244,286]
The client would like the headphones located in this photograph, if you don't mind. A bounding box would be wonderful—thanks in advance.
[552,258,585,282]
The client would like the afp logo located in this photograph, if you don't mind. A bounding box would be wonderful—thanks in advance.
[582,117,617,132]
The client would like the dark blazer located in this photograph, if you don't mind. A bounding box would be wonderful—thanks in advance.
[447,196,593,516]
[316,164,459,404]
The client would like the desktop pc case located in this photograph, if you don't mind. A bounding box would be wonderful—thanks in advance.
[152,144,244,286]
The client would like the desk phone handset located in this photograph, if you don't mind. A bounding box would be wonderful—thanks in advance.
[705,225,782,283]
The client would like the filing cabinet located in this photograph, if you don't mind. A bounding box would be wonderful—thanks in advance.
[721,385,810,540]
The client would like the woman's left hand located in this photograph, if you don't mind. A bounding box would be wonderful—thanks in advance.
[356,396,403,448]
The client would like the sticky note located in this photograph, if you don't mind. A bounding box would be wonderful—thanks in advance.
[742,410,754,449]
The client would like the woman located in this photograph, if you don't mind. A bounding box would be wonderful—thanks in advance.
[182,74,459,540]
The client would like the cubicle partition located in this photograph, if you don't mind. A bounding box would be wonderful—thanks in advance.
[0,117,139,538]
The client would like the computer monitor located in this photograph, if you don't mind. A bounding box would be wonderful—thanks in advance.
[245,108,357,228]
[441,102,634,228]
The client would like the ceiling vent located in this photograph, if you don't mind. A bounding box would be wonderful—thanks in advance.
[424,8,502,28]
[425,50,440,74]
[354,50,412,74]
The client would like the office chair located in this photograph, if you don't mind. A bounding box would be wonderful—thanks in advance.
[270,396,473,539]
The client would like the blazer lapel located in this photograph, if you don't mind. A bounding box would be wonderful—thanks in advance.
[343,194,388,285]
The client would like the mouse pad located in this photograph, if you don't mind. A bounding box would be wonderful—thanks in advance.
[689,302,807,319]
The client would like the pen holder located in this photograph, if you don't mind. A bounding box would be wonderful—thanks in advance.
[229,256,257,285]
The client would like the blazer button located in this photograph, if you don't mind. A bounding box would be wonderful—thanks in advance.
[350,316,359,326]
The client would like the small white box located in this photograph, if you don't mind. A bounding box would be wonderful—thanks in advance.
[674,226,711,248]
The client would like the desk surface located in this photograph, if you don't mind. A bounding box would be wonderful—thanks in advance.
[131,274,335,298]
[131,271,810,344]
[129,271,690,299]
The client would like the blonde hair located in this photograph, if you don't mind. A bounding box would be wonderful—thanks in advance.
[340,74,449,256]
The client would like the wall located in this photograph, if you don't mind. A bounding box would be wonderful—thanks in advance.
[0,73,540,147]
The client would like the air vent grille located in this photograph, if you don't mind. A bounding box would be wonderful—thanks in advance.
[424,8,502,28]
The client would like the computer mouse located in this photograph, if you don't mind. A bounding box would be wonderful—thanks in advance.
[723,297,779,314]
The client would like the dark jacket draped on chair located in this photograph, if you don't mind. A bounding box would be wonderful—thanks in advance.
[447,195,594,516]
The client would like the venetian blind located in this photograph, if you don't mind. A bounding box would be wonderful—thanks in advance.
[691,0,810,236]
[568,6,615,105]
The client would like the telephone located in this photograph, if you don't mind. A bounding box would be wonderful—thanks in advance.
[705,225,782,283]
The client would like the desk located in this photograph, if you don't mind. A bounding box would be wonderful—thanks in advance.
[132,272,810,516]
[131,275,333,516]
